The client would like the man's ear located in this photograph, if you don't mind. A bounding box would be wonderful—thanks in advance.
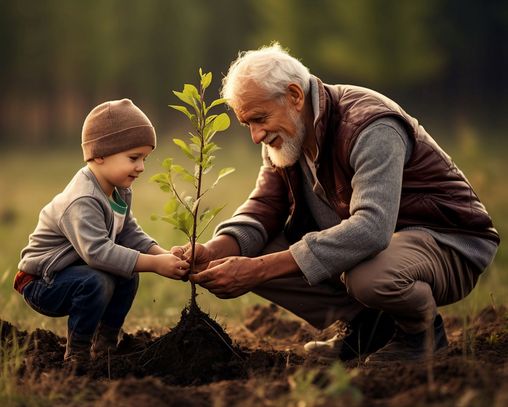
[287,83,305,111]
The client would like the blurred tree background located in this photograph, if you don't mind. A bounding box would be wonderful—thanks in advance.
[1,0,507,329]
[1,0,507,147]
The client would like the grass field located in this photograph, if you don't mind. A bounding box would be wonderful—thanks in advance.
[1,124,506,336]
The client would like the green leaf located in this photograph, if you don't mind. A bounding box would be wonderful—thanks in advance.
[204,128,216,142]
[173,91,194,106]
[161,158,173,171]
[173,138,194,159]
[202,155,215,174]
[150,173,169,184]
[177,211,193,235]
[172,84,200,108]
[150,214,159,221]
[218,167,235,179]
[189,143,200,153]
[211,167,235,189]
[164,197,179,214]
[201,72,212,90]
[205,114,218,125]
[199,206,223,223]
[203,142,220,155]
[197,205,226,238]
[190,135,201,147]
[161,215,179,228]
[206,98,227,113]
[170,164,185,174]
[191,197,202,214]
[211,113,230,132]
[171,164,195,184]
[169,104,195,121]
[180,195,195,213]
[183,84,200,101]
[182,172,196,183]
[154,70,235,246]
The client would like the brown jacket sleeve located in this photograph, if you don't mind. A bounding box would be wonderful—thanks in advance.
[232,146,290,240]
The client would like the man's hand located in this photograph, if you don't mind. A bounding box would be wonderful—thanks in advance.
[189,256,264,299]
[170,243,211,272]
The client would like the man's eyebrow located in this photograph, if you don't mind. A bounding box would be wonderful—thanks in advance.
[243,110,265,120]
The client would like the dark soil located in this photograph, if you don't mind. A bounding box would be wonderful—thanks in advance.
[133,304,247,384]
[1,304,507,406]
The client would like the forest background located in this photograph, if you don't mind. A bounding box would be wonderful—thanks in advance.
[1,0,507,335]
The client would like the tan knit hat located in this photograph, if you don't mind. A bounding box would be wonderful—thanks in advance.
[81,99,156,161]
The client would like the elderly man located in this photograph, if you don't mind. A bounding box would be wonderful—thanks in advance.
[183,43,499,363]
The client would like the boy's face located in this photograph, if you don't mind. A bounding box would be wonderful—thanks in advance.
[91,145,153,196]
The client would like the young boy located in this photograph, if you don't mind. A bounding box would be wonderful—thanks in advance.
[15,99,188,372]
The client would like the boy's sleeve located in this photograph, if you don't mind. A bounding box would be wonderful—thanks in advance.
[58,197,140,278]
[116,211,157,253]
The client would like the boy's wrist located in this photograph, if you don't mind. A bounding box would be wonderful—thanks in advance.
[147,244,168,255]
[134,252,158,273]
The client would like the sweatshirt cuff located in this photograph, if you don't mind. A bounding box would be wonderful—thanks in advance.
[289,238,333,286]
[139,239,159,254]
[214,215,268,257]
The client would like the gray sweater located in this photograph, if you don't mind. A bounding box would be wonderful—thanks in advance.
[18,166,157,283]
[216,119,497,286]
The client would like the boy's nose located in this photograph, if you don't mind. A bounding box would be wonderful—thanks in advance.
[136,161,145,172]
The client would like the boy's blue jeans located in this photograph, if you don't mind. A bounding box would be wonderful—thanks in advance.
[22,264,139,343]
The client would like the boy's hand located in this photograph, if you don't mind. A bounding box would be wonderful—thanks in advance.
[153,253,189,280]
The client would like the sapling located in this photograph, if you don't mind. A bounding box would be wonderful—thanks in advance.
[139,71,241,381]
[151,69,234,311]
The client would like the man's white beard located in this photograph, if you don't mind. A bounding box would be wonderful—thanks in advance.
[266,111,306,168]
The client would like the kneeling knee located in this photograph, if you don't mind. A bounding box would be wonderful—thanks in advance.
[80,272,115,303]
[343,271,390,308]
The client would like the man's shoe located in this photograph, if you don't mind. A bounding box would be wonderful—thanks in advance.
[304,308,395,361]
[304,332,345,359]
[365,314,448,364]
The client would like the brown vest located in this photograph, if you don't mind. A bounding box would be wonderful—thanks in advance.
[277,82,499,244]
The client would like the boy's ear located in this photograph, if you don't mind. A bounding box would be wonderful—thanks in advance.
[92,157,105,164]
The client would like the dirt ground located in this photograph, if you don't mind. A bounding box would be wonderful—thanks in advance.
[1,303,507,406]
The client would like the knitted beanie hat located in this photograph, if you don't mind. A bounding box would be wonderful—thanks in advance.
[81,99,156,161]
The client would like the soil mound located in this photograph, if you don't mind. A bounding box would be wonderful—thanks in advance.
[136,304,245,384]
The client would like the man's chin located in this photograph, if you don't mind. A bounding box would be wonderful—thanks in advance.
[267,150,299,168]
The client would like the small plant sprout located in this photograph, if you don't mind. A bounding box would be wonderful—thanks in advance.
[151,69,234,310]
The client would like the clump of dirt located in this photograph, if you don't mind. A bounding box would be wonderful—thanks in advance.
[242,303,349,351]
[244,303,314,342]
[136,303,245,385]
[1,319,26,342]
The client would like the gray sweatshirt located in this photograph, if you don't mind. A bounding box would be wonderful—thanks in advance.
[18,166,157,283]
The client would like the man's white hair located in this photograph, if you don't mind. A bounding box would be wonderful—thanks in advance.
[221,42,311,107]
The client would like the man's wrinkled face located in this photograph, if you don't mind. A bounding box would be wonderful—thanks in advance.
[233,81,306,168]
